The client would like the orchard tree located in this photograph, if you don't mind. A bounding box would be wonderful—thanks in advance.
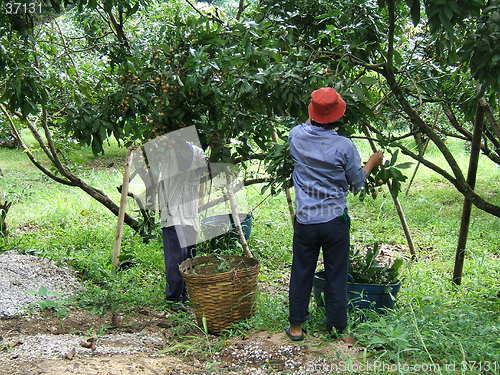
[278,0,499,283]
[0,0,497,279]
[253,0,499,282]
[256,0,499,214]
[0,0,336,237]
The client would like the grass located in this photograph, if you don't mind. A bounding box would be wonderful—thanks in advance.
[0,133,499,373]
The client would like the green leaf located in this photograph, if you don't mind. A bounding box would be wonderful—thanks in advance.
[395,162,414,169]
[389,167,405,181]
[202,315,208,334]
[409,0,421,26]
[360,76,379,85]
[390,149,399,166]
[50,0,61,13]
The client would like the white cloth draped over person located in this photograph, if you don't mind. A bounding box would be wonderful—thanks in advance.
[157,144,206,233]
[127,126,249,247]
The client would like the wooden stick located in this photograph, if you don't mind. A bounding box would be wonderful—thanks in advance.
[405,137,429,196]
[271,130,295,224]
[362,124,417,259]
[284,188,295,224]
[112,150,133,267]
[225,170,253,258]
[406,109,438,196]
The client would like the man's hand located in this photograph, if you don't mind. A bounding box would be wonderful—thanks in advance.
[363,150,384,175]
[368,150,384,167]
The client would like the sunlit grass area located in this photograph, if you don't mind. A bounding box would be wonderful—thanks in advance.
[0,133,498,370]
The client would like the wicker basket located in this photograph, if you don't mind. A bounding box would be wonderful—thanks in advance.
[179,255,259,334]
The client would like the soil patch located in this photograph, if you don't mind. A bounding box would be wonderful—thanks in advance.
[0,354,202,375]
[0,308,166,337]
[215,330,362,374]
[14,222,42,234]
[0,251,369,374]
[86,155,127,170]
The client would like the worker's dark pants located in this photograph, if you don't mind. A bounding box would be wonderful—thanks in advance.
[162,225,197,302]
[288,215,350,331]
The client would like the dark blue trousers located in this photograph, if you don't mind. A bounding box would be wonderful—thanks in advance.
[288,215,350,331]
[162,225,197,302]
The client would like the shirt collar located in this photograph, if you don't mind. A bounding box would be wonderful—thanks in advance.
[302,122,338,135]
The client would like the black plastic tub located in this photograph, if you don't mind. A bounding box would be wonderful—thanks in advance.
[201,214,253,242]
[313,271,401,312]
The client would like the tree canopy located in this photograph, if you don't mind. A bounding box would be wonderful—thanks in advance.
[1,0,498,228]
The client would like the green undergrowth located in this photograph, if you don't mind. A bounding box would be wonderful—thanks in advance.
[0,137,498,372]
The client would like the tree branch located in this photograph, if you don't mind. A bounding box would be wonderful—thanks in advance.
[365,120,499,217]
[184,0,227,27]
[348,54,385,73]
[349,132,416,143]
[382,69,466,184]
[243,177,272,186]
[0,104,75,186]
[386,0,396,67]
[232,153,266,164]
[443,106,473,139]
[13,112,59,166]
[236,0,246,20]
[97,4,130,50]
[2,103,143,232]
[484,101,500,140]
[51,17,80,78]
[442,105,499,164]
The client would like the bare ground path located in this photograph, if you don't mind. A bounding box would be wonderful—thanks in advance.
[0,303,363,374]
[0,251,364,374]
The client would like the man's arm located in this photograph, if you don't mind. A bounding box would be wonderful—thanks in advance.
[362,150,384,176]
[345,143,384,193]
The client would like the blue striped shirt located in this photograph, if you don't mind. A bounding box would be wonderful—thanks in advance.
[289,123,367,224]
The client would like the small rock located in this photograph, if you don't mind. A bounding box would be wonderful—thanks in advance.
[64,348,75,360]
[10,340,23,347]
[80,337,96,351]
[341,336,356,345]
[111,313,123,327]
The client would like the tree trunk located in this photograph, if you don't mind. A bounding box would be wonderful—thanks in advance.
[453,99,486,285]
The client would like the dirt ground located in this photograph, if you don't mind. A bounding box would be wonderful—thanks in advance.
[0,244,407,374]
[0,308,363,375]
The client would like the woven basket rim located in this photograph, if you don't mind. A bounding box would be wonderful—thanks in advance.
[179,255,259,283]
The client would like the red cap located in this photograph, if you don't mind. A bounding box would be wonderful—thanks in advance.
[308,87,346,124]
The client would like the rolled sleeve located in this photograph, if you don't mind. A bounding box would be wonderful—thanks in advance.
[344,142,366,193]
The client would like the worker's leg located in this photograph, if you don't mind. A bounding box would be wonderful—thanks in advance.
[321,215,350,333]
[289,219,321,331]
[162,225,190,302]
